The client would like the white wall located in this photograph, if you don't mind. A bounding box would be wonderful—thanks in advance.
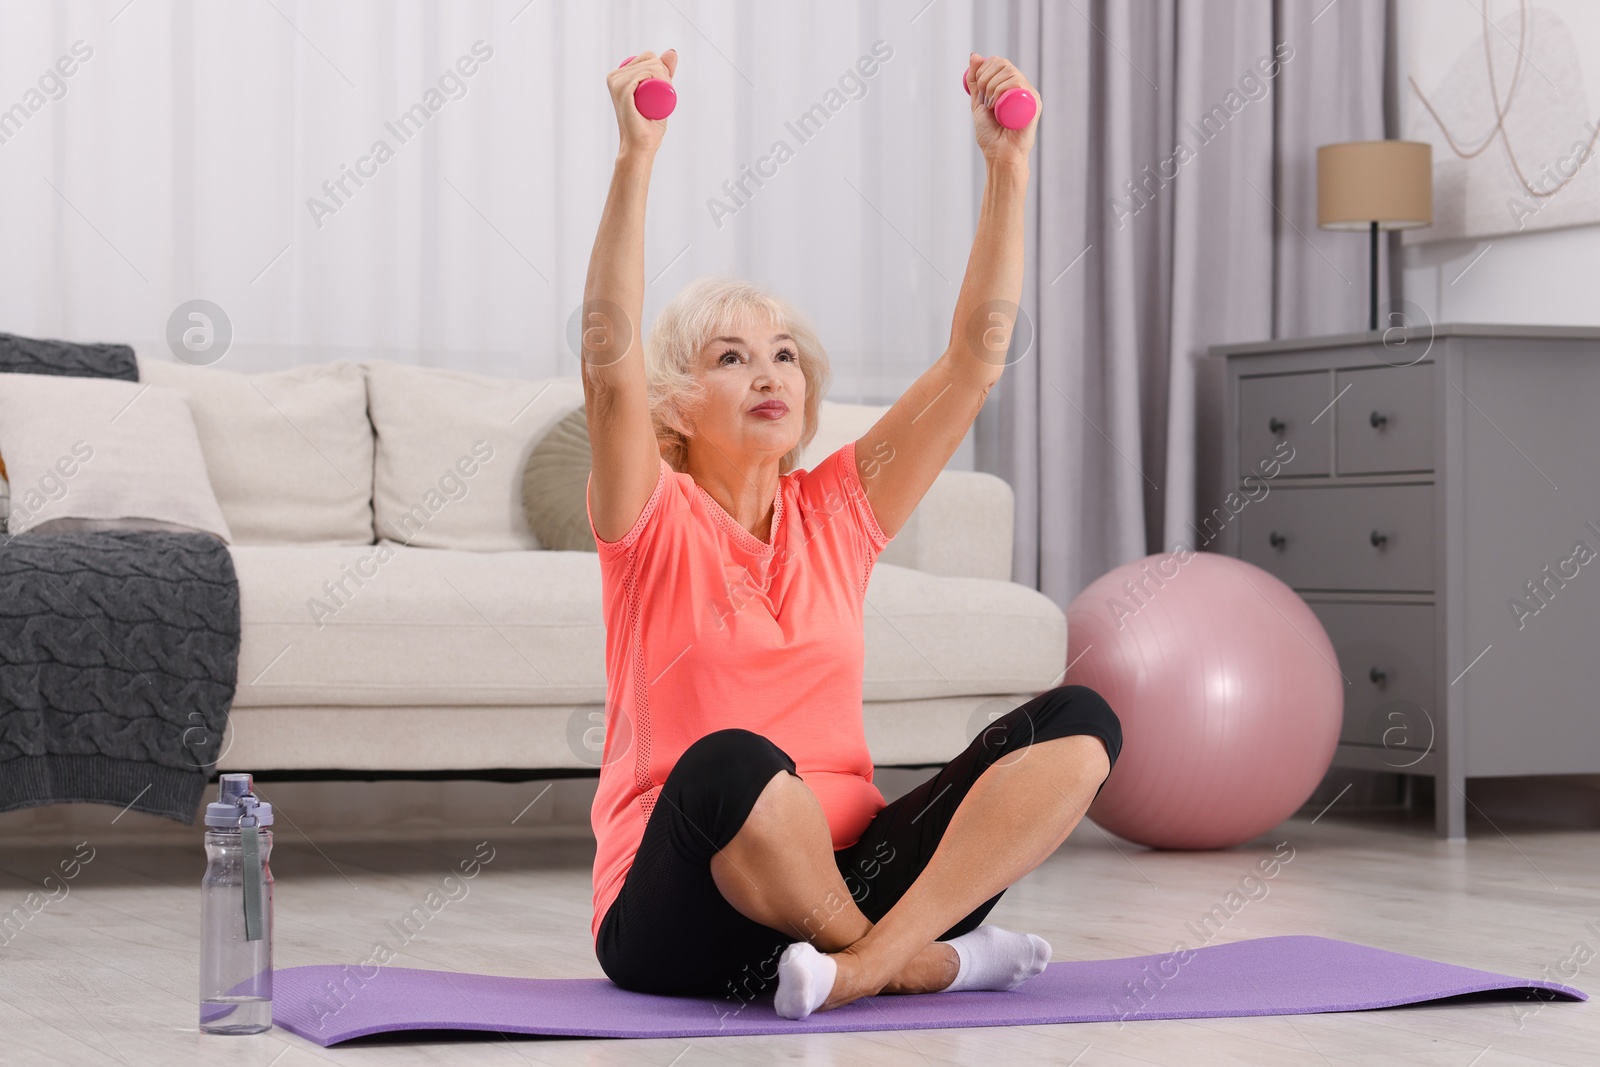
[1402,224,1600,330]
[1396,0,1600,329]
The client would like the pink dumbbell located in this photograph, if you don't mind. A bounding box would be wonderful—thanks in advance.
[963,68,1036,130]
[618,55,676,120]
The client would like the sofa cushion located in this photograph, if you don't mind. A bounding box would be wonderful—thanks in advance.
[229,545,1065,709]
[366,362,584,551]
[230,542,605,709]
[0,373,231,541]
[137,356,374,545]
[859,563,1065,701]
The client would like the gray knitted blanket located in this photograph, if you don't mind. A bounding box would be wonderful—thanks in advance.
[0,333,240,823]
[0,531,241,823]
[0,330,138,381]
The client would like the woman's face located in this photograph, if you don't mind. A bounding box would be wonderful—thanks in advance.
[686,310,806,468]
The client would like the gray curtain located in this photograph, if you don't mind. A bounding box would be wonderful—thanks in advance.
[973,0,1394,608]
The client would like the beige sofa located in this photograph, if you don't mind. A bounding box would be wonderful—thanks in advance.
[134,355,1068,778]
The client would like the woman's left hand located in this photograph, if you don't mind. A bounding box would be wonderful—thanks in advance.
[967,52,1039,167]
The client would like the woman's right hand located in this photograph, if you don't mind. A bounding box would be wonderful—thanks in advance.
[607,48,677,156]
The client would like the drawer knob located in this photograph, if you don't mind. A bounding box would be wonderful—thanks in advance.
[1369,666,1387,686]
[1268,416,1286,435]
[1370,529,1388,548]
[1370,410,1388,429]
[1268,530,1286,550]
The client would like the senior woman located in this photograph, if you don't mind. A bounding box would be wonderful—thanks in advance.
[581,49,1121,1020]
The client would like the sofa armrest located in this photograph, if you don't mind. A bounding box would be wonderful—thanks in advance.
[877,469,1014,581]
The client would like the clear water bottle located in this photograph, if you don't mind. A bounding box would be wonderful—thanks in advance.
[199,773,274,1035]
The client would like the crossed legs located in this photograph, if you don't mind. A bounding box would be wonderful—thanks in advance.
[710,691,1114,1012]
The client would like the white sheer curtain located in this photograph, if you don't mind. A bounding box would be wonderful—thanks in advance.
[0,0,982,416]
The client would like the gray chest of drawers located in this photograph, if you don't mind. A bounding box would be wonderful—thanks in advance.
[1209,324,1600,839]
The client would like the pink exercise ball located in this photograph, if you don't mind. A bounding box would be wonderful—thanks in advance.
[1066,549,1342,849]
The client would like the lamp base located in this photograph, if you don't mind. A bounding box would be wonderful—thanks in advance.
[1369,220,1379,331]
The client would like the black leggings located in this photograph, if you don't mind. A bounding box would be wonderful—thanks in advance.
[595,683,1122,1001]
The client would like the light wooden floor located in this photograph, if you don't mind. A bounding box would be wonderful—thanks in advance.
[2,784,1597,1066]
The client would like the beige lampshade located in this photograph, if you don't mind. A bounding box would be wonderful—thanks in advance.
[1317,141,1433,231]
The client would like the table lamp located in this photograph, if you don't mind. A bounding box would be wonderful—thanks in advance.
[1316,140,1433,331]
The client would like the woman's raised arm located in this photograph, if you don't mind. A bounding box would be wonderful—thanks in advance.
[852,53,1037,540]
[583,49,677,545]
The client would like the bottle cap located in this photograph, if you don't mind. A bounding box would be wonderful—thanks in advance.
[204,772,275,828]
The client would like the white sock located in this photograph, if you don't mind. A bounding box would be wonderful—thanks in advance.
[942,925,1052,993]
[774,940,837,1020]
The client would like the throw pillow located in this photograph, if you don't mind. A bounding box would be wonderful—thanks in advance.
[521,405,598,552]
[365,361,583,551]
[137,356,374,545]
[0,373,232,542]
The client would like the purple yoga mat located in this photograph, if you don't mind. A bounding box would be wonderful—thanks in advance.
[270,935,1584,1046]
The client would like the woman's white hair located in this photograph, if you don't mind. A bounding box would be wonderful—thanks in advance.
[646,275,831,475]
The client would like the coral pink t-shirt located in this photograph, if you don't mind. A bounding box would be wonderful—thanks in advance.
[584,439,893,940]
